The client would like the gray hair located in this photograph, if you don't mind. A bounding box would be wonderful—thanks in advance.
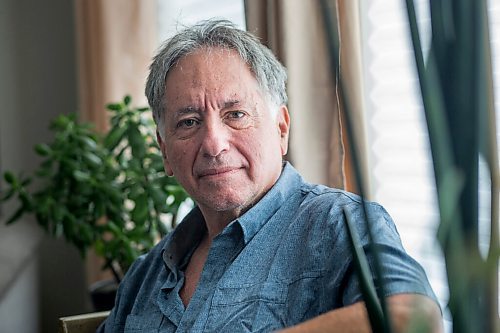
[145,19,288,133]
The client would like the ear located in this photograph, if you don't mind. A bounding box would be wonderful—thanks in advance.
[156,130,174,177]
[277,105,290,156]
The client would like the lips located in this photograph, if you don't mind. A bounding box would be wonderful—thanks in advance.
[196,166,241,178]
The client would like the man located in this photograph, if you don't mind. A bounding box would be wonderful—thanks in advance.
[98,19,442,332]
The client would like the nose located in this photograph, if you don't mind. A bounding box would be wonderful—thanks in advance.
[199,117,230,157]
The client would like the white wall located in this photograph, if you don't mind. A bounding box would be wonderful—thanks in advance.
[0,257,39,333]
[0,0,91,332]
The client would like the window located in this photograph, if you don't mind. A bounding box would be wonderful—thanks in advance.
[361,1,500,332]
[156,0,246,43]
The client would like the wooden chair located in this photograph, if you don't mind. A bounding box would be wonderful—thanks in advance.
[59,311,110,333]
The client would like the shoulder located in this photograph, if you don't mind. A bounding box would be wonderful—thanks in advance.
[300,184,362,212]
[118,233,171,294]
[298,183,392,224]
[101,234,172,331]
[290,183,402,250]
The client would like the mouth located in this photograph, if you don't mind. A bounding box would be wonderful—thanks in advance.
[197,166,242,179]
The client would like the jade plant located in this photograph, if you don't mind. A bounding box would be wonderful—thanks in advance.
[1,96,190,282]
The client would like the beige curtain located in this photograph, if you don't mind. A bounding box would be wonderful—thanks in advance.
[74,0,157,283]
[74,0,157,132]
[336,0,370,195]
[244,0,284,56]
[245,0,369,194]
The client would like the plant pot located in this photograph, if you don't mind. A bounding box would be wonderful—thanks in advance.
[89,279,118,311]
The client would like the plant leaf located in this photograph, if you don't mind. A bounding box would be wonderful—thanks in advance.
[3,171,15,185]
[106,103,122,111]
[0,188,15,202]
[104,125,127,151]
[83,152,102,167]
[5,207,25,225]
[128,125,146,159]
[124,95,132,105]
[131,193,149,224]
[73,170,91,182]
[343,207,384,331]
[34,143,52,156]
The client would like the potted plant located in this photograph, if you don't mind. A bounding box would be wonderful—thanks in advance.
[0,95,190,310]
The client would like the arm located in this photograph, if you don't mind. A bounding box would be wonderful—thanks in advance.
[279,294,443,333]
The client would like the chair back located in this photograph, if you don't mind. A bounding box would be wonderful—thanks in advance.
[59,311,110,333]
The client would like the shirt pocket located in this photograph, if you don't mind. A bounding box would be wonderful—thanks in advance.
[124,314,160,333]
[204,281,288,333]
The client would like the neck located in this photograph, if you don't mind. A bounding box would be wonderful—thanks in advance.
[198,207,241,240]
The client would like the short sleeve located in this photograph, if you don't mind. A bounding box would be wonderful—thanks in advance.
[339,202,437,306]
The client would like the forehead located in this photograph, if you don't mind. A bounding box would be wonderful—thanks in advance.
[164,48,261,105]
[171,47,249,74]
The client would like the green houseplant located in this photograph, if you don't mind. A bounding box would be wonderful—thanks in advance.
[320,0,499,332]
[0,95,190,287]
[404,1,499,332]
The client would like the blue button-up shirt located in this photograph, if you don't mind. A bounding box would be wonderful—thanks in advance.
[99,163,436,332]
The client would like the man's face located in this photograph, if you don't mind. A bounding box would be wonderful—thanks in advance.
[158,48,290,219]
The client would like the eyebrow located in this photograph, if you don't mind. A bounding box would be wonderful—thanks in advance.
[222,99,241,109]
[173,106,203,117]
[174,99,242,116]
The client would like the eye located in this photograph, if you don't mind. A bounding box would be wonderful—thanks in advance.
[176,118,199,128]
[224,110,251,129]
[226,111,245,119]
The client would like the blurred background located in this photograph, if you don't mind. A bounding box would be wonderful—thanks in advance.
[0,0,498,332]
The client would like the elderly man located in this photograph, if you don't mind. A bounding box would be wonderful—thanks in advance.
[98,19,442,332]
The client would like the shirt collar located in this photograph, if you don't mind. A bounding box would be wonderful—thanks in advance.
[162,206,206,272]
[161,162,303,270]
[236,162,303,244]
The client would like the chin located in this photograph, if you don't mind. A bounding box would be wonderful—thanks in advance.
[204,198,247,212]
[198,191,255,213]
